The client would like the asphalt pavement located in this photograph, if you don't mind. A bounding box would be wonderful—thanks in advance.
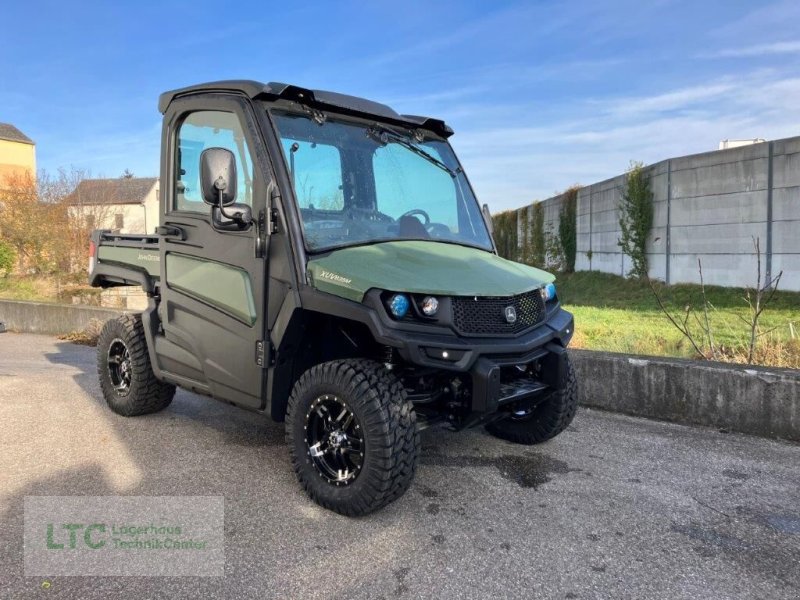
[0,332,798,599]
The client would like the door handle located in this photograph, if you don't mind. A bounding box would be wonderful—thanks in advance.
[155,225,186,241]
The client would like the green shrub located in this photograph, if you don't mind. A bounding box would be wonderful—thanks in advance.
[530,203,545,267]
[0,240,15,277]
[558,186,579,273]
[618,162,653,279]
[492,210,518,260]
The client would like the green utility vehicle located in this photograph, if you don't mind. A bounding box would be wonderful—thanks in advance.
[90,81,577,516]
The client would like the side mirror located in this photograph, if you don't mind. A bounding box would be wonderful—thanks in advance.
[482,203,494,234]
[200,147,238,206]
[200,147,252,228]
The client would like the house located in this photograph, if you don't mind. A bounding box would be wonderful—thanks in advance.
[0,122,36,184]
[65,177,159,234]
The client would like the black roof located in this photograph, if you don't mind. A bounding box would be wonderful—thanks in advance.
[0,122,34,145]
[158,80,454,138]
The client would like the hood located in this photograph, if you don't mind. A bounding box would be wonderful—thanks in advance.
[306,240,554,302]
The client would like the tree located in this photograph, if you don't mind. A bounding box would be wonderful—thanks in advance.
[558,186,579,273]
[121,169,135,179]
[0,168,99,275]
[0,172,58,273]
[0,240,15,277]
[493,210,518,260]
[618,162,653,279]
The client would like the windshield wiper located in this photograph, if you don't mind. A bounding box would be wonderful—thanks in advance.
[367,126,458,178]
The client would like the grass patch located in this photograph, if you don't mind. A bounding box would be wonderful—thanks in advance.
[558,271,799,368]
[0,275,55,301]
[0,274,100,304]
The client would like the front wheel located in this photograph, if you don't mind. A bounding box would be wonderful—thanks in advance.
[486,353,578,445]
[286,359,420,517]
[96,315,175,416]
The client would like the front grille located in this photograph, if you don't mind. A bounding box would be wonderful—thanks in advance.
[452,289,546,336]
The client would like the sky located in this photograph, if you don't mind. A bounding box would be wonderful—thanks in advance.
[2,0,799,211]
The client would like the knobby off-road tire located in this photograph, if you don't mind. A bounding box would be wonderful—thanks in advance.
[486,353,578,445]
[286,359,420,517]
[97,314,175,416]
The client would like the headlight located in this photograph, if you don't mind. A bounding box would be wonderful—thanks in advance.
[541,282,557,302]
[387,293,410,318]
[420,296,439,316]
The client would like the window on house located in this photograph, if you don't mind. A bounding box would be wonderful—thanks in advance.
[115,213,124,230]
[85,214,95,229]
[175,111,254,213]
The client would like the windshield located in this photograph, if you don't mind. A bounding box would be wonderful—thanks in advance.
[271,111,494,253]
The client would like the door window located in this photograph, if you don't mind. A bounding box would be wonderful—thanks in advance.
[175,111,254,212]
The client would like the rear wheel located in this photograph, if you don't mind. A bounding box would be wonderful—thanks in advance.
[486,353,578,445]
[97,315,175,416]
[286,359,419,516]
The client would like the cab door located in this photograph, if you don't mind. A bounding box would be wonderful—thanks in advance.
[156,95,268,410]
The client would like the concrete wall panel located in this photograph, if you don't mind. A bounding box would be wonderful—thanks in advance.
[671,142,768,172]
[772,151,800,189]
[772,254,800,291]
[671,158,768,198]
[592,209,620,233]
[772,136,800,156]
[670,222,768,254]
[670,254,760,288]
[590,252,625,276]
[773,187,800,221]
[577,212,591,234]
[772,221,800,253]
[591,230,622,253]
[670,191,767,226]
[591,187,621,213]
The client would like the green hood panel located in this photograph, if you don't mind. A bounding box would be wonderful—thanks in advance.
[307,241,554,302]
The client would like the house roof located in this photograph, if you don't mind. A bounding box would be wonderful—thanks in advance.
[0,122,34,145]
[66,177,158,206]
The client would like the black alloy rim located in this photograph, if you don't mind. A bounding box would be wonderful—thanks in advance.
[305,394,364,485]
[107,339,132,395]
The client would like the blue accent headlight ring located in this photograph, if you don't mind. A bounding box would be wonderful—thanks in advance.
[543,283,557,302]
[387,293,410,318]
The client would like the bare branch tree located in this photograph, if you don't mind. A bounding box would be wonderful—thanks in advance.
[741,237,783,363]
[697,258,716,358]
[648,278,707,358]
[650,237,784,366]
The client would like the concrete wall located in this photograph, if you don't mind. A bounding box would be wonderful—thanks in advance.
[521,135,800,290]
[0,299,126,335]
[572,349,800,442]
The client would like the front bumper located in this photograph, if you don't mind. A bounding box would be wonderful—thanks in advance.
[373,304,574,419]
[470,342,568,416]
[299,288,574,418]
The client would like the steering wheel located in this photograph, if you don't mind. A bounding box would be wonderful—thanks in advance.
[399,209,430,226]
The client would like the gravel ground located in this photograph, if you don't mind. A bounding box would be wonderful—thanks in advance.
[1,332,798,599]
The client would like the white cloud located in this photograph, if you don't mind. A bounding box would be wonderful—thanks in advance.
[703,40,800,59]
[455,69,800,212]
[601,83,735,115]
